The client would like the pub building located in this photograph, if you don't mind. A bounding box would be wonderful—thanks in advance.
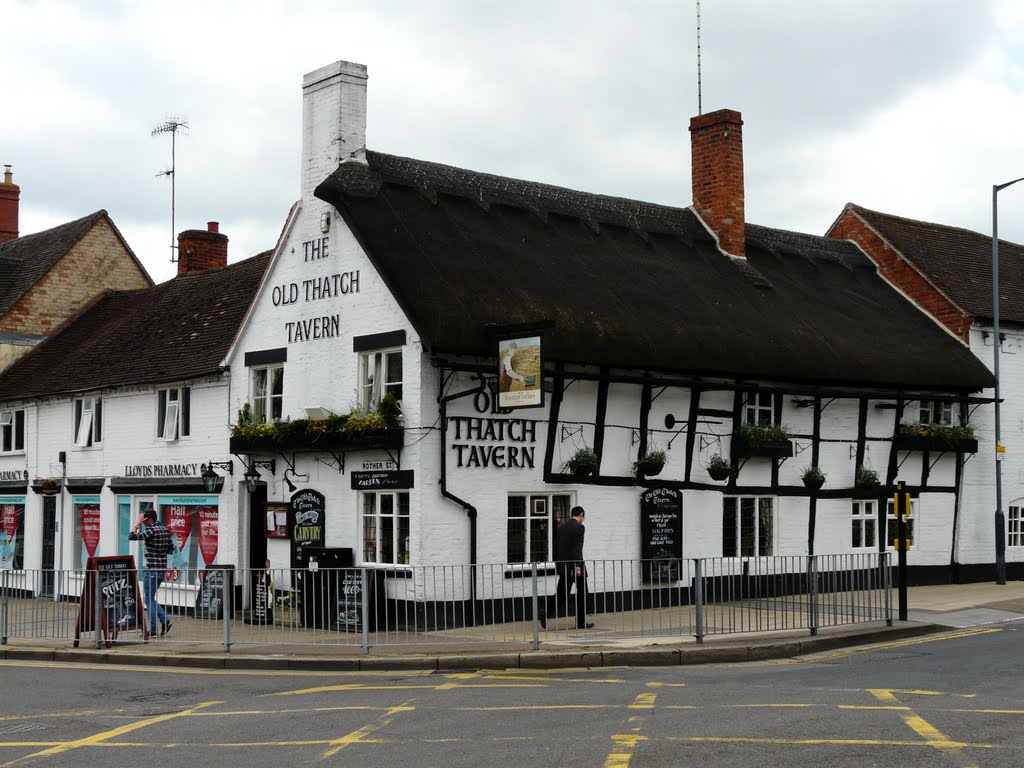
[0,58,1006,625]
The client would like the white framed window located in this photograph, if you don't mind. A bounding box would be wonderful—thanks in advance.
[1010,504,1024,548]
[0,409,25,453]
[722,496,774,556]
[360,349,402,410]
[157,386,190,441]
[885,499,916,551]
[362,491,410,565]
[851,500,878,550]
[918,400,952,425]
[507,493,574,564]
[743,392,776,426]
[251,365,284,423]
[74,396,102,448]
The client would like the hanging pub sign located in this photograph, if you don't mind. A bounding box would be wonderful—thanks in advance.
[351,470,414,490]
[498,335,543,409]
[289,489,325,569]
[640,487,683,583]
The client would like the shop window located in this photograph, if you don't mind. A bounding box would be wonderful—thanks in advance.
[251,365,284,423]
[158,496,220,586]
[722,496,774,556]
[0,409,25,453]
[743,392,777,426]
[360,349,402,411]
[157,386,190,440]
[74,396,103,448]
[918,400,952,426]
[851,500,877,550]
[885,498,916,551]
[507,493,573,564]
[73,496,102,568]
[1010,503,1024,548]
[0,498,25,570]
[362,491,410,565]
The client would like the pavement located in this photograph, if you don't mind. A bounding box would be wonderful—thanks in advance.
[4,581,1024,671]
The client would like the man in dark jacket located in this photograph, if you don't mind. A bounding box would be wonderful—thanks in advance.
[127,509,173,637]
[541,506,593,629]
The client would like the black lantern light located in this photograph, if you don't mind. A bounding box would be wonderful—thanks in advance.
[201,460,233,493]
[243,459,276,494]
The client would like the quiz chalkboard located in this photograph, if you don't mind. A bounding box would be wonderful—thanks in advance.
[195,565,233,620]
[640,487,683,583]
[74,555,145,647]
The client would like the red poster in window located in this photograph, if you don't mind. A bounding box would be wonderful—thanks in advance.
[0,504,20,570]
[164,505,193,581]
[79,503,100,559]
[196,506,219,568]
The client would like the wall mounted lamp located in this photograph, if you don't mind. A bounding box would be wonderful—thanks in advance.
[201,460,233,493]
[243,459,276,494]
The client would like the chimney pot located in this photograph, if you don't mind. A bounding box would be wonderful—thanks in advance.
[690,109,746,258]
[207,221,219,233]
[0,165,20,245]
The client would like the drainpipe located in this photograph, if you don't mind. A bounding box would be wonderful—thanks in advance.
[438,369,486,603]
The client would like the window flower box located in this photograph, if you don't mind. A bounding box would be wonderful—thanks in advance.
[893,434,978,454]
[732,423,793,460]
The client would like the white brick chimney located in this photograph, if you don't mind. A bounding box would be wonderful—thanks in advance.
[301,60,368,201]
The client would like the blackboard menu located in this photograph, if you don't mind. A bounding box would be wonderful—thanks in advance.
[640,487,683,583]
[351,470,414,490]
[195,565,233,619]
[336,569,374,632]
[289,489,326,569]
[74,555,144,647]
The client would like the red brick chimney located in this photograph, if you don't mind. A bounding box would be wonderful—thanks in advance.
[689,109,745,258]
[177,222,228,274]
[0,165,20,245]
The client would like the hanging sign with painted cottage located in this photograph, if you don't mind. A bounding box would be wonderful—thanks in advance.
[497,336,544,409]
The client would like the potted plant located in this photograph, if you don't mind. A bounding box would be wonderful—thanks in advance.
[633,448,667,478]
[801,465,826,490]
[40,477,61,496]
[895,422,978,454]
[707,454,734,481]
[855,466,880,489]
[563,447,600,478]
[733,422,793,459]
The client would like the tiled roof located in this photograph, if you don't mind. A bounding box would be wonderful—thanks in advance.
[0,211,108,317]
[315,152,994,393]
[0,252,271,399]
[846,204,1024,323]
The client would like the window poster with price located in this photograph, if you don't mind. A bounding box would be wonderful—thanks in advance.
[77,496,101,568]
[159,496,220,583]
[0,497,24,571]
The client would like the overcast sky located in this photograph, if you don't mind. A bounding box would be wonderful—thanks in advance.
[5,0,1024,284]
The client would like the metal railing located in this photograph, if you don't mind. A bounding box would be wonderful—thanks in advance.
[0,553,891,652]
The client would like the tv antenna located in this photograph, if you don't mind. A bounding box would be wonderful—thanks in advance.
[696,0,702,115]
[152,116,189,263]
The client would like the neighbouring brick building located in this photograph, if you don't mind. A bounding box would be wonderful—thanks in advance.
[828,204,1024,576]
[0,167,153,372]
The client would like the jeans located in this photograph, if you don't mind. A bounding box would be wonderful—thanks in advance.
[143,569,167,634]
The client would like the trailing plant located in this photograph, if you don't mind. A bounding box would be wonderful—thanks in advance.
[899,422,975,444]
[737,422,790,444]
[563,446,600,477]
[801,465,826,482]
[707,453,735,480]
[40,477,60,490]
[231,398,403,440]
[633,448,667,478]
[855,466,880,488]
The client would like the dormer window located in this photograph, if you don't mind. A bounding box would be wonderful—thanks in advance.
[918,400,952,426]
[744,392,777,425]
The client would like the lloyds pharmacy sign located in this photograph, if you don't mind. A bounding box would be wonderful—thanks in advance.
[123,464,200,477]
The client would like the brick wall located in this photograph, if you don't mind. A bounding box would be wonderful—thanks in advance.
[828,208,973,342]
[0,217,151,337]
[690,109,745,258]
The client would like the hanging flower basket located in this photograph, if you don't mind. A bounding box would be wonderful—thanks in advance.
[633,450,667,478]
[563,447,599,479]
[707,455,734,482]
[801,466,825,490]
[37,478,61,496]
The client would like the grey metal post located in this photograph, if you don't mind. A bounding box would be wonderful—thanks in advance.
[991,178,1024,584]
[808,556,819,637]
[881,551,893,626]
[94,566,103,649]
[530,562,540,650]
[222,569,233,652]
[361,568,370,654]
[1,567,8,644]
[693,558,705,644]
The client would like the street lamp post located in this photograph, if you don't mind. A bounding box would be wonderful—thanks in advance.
[992,176,1024,585]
